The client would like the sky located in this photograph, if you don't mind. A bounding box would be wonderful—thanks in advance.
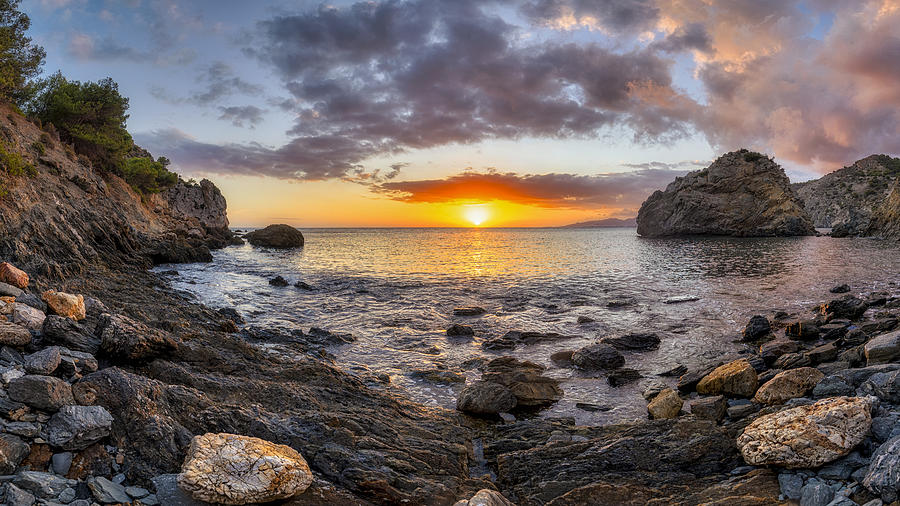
[21,0,900,227]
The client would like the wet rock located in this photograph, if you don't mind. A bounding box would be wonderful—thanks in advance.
[863,435,900,503]
[571,343,624,370]
[453,307,485,316]
[483,330,569,350]
[737,396,872,468]
[453,489,514,506]
[41,316,100,354]
[45,405,114,450]
[244,224,305,248]
[11,304,44,331]
[677,364,717,392]
[0,281,23,298]
[821,295,869,321]
[664,295,700,304]
[24,346,61,375]
[41,291,85,321]
[660,364,688,377]
[800,479,834,506]
[293,281,314,290]
[217,307,244,324]
[0,433,29,473]
[754,367,825,404]
[607,368,642,387]
[760,339,800,364]
[97,313,178,361]
[0,321,32,347]
[820,322,850,341]
[690,395,726,421]
[549,350,574,367]
[599,332,661,351]
[446,324,474,337]
[642,379,669,401]
[576,315,595,324]
[305,327,355,345]
[8,375,74,411]
[409,368,465,385]
[696,359,758,397]
[743,315,772,341]
[0,262,29,289]
[865,330,900,365]
[647,388,682,419]
[481,357,562,408]
[268,275,289,287]
[13,471,70,498]
[786,320,820,340]
[457,382,517,416]
[87,476,130,503]
[831,284,851,294]
[176,432,314,505]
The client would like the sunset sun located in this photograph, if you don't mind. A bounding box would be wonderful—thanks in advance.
[463,204,490,226]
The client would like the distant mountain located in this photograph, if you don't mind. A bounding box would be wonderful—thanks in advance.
[792,154,900,236]
[561,217,637,228]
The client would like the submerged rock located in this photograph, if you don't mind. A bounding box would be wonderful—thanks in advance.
[737,396,871,468]
[636,150,815,237]
[453,306,486,316]
[176,432,313,505]
[481,357,562,408]
[268,275,289,287]
[447,324,475,337]
[599,332,660,351]
[244,224,305,248]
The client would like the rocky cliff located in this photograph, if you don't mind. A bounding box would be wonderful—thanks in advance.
[864,179,900,239]
[792,155,900,236]
[636,150,816,237]
[0,105,231,281]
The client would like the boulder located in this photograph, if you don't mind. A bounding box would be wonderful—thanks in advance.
[859,369,900,404]
[820,295,868,321]
[8,375,74,412]
[453,489,514,506]
[0,281,22,298]
[481,357,562,408]
[736,397,872,468]
[0,321,31,347]
[636,150,815,237]
[44,405,114,450]
[12,303,44,331]
[97,313,178,361]
[760,339,800,364]
[743,315,771,341]
[0,262,28,289]
[696,359,758,397]
[571,343,624,370]
[647,388,682,419]
[690,395,726,421]
[446,324,474,337]
[41,291,86,321]
[24,346,61,375]
[244,224,305,248]
[42,315,100,354]
[599,332,660,351]
[456,381,517,416]
[785,320,820,340]
[4,483,34,505]
[176,432,314,505]
[863,435,900,503]
[753,367,824,405]
[88,476,131,503]
[12,471,70,499]
[865,330,900,365]
[0,433,29,474]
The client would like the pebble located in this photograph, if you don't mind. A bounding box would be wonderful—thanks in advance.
[51,452,73,475]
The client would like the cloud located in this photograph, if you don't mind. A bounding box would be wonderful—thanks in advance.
[519,0,660,34]
[218,105,265,127]
[66,32,151,62]
[370,167,693,209]
[153,62,263,106]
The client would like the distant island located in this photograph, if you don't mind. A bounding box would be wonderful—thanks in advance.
[561,217,637,228]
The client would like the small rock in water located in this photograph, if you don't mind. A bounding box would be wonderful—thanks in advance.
[457,381,517,416]
[647,388,682,419]
[607,368,642,387]
[831,284,851,294]
[268,275,289,287]
[576,315,595,324]
[600,332,660,351]
[665,295,700,304]
[659,364,688,377]
[572,343,624,370]
[550,350,574,368]
[453,306,486,316]
[293,281,314,290]
[743,315,772,341]
[575,402,611,412]
[446,324,474,337]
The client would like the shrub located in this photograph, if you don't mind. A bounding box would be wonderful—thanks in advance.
[743,151,764,163]
[122,156,177,194]
[39,131,51,146]
[30,140,43,155]
[0,140,34,176]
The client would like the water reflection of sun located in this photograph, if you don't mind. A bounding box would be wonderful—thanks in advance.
[463,204,490,226]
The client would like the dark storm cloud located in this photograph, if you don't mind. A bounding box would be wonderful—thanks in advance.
[651,23,712,53]
[218,105,266,128]
[370,168,690,208]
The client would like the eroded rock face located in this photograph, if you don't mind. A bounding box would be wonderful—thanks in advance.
[244,224,305,249]
[158,179,229,231]
[41,290,86,321]
[864,177,900,239]
[636,150,815,237]
[177,432,313,505]
[696,359,758,397]
[737,397,872,468]
[754,367,824,405]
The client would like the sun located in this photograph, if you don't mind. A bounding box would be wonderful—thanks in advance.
[463,204,490,226]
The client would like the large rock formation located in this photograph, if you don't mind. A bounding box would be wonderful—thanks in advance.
[244,224,305,248]
[863,179,900,239]
[792,154,900,235]
[636,150,815,237]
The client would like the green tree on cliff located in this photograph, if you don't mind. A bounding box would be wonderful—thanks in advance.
[0,0,45,105]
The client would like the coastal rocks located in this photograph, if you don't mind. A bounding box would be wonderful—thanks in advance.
[0,321,31,347]
[12,303,44,331]
[863,435,900,502]
[8,375,74,411]
[482,330,569,350]
[820,295,868,321]
[41,316,99,354]
[743,315,772,341]
[481,357,562,408]
[88,476,131,503]
[571,343,624,370]
[457,382,517,416]
[736,397,872,468]
[753,367,824,404]
[599,332,660,351]
[0,434,29,473]
[244,224,305,248]
[97,313,178,361]
[690,395,727,421]
[158,179,230,231]
[453,307,486,316]
[696,359,758,397]
[447,324,475,337]
[176,433,313,505]
[636,150,815,237]
[865,330,900,365]
[41,290,85,321]
[453,489,514,506]
[864,178,900,239]
[786,320,820,340]
[0,281,22,298]
[44,405,114,450]
[268,275,289,287]
[831,284,851,294]
[0,262,28,289]
[647,388,682,419]
[24,346,61,375]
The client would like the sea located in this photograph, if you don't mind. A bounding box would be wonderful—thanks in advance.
[153,227,900,425]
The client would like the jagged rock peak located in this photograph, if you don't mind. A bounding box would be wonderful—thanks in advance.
[636,150,815,237]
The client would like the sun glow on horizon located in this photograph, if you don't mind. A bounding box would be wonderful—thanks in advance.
[463,204,491,226]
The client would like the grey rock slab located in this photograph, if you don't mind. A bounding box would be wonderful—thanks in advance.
[44,405,113,450]
[50,452,72,476]
[863,435,900,503]
[150,474,207,506]
[12,471,71,499]
[5,483,35,506]
[800,480,835,506]
[23,347,61,375]
[87,476,130,504]
[8,376,73,412]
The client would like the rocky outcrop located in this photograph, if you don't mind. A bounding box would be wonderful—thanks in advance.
[176,433,313,505]
[636,150,815,237]
[792,154,900,233]
[864,178,900,239]
[244,224,305,248]
[736,397,872,468]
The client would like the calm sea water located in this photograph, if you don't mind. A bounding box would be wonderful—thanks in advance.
[155,228,900,424]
